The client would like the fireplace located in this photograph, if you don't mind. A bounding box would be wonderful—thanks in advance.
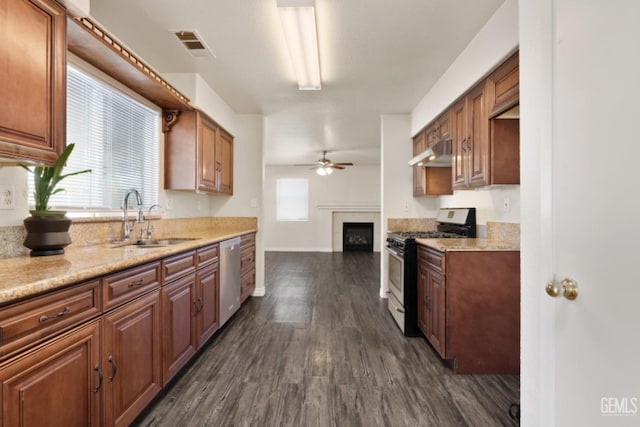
[343,222,374,252]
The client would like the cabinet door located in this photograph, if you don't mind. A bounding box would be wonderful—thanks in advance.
[0,0,66,164]
[216,129,234,194]
[196,263,219,348]
[197,114,218,192]
[412,131,426,196]
[0,320,101,427]
[487,52,519,117]
[427,269,446,358]
[161,275,197,386]
[467,83,489,186]
[450,98,467,188]
[417,261,429,335]
[103,291,161,427]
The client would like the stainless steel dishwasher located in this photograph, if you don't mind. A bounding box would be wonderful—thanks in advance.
[219,237,241,326]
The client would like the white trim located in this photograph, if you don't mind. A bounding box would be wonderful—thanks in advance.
[251,287,266,297]
[316,201,380,211]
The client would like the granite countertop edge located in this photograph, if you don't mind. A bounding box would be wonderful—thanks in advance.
[415,237,520,252]
[0,228,257,305]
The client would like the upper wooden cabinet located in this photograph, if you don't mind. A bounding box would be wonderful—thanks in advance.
[165,109,234,195]
[0,0,67,164]
[412,117,453,197]
[487,52,519,118]
[450,52,519,189]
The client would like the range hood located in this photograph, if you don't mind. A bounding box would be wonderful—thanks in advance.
[408,139,452,167]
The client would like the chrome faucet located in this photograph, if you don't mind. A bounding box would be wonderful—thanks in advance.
[144,204,161,240]
[121,189,144,241]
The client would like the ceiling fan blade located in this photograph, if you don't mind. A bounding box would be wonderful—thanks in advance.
[331,162,354,166]
[330,165,345,170]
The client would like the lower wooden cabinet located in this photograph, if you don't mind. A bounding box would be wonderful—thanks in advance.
[161,274,197,385]
[0,319,102,427]
[196,263,219,347]
[417,247,446,358]
[417,244,520,374]
[103,290,162,427]
[240,233,256,303]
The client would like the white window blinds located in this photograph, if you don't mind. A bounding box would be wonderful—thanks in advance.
[276,178,308,221]
[29,64,160,211]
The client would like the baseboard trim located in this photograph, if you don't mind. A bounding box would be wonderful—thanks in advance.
[252,286,266,297]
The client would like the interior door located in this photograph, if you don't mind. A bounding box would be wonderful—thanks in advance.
[522,0,640,425]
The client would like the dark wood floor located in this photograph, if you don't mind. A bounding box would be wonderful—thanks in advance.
[134,252,520,426]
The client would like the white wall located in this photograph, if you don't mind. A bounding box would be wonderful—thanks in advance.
[410,0,520,232]
[263,165,380,251]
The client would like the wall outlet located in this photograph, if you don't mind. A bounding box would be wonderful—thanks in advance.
[0,185,15,210]
[403,201,409,212]
[503,197,511,213]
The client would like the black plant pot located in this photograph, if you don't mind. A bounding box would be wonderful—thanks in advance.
[23,212,72,256]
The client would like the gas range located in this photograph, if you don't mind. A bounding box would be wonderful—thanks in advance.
[385,208,476,336]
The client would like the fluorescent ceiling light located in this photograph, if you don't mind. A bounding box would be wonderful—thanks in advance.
[277,0,321,90]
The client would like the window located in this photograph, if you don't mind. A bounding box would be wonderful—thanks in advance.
[276,178,308,221]
[29,62,160,211]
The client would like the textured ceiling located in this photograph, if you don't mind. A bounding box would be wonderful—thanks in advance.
[90,0,505,166]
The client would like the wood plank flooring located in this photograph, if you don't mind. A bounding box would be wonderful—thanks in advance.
[133,252,520,426]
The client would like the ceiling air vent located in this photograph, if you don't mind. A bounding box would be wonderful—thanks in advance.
[171,29,215,58]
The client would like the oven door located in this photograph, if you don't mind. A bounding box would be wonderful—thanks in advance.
[386,246,404,304]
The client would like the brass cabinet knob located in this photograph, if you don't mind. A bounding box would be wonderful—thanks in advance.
[546,278,579,300]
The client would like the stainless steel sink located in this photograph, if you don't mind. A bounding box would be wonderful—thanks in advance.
[111,237,200,248]
[133,237,200,247]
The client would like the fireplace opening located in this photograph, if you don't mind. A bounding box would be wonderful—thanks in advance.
[343,222,374,252]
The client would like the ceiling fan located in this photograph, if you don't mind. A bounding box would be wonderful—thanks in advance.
[295,151,354,175]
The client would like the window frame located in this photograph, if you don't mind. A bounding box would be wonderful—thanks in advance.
[276,177,309,222]
[28,53,162,217]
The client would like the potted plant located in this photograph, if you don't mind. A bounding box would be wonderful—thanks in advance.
[20,143,91,256]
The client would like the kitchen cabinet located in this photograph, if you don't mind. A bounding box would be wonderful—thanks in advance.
[165,109,234,194]
[0,279,101,362]
[417,246,446,357]
[216,128,234,194]
[103,290,162,427]
[0,320,102,427]
[0,235,248,425]
[161,246,219,384]
[0,0,67,164]
[412,132,427,196]
[417,244,520,374]
[412,128,452,197]
[451,83,490,188]
[161,273,197,385]
[487,52,519,118]
[240,233,256,303]
[195,262,219,346]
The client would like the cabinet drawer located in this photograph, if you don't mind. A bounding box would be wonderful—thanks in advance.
[163,250,197,282]
[197,244,219,268]
[240,233,255,249]
[103,261,161,310]
[240,246,255,275]
[240,268,255,302]
[0,279,101,361]
[418,246,445,272]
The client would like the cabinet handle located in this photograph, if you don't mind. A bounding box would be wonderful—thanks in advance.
[128,279,145,288]
[94,364,103,393]
[39,306,70,323]
[193,299,203,314]
[108,355,117,382]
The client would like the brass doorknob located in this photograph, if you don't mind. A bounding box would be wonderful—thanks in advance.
[546,278,578,300]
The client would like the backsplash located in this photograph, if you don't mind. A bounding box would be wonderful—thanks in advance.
[387,218,437,232]
[387,218,519,242]
[0,216,257,259]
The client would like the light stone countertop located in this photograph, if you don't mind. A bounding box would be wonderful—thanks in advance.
[0,228,256,305]
[415,238,520,252]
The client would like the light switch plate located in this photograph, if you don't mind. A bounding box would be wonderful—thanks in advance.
[0,185,15,210]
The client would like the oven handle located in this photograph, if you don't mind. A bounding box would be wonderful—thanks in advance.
[385,246,404,260]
